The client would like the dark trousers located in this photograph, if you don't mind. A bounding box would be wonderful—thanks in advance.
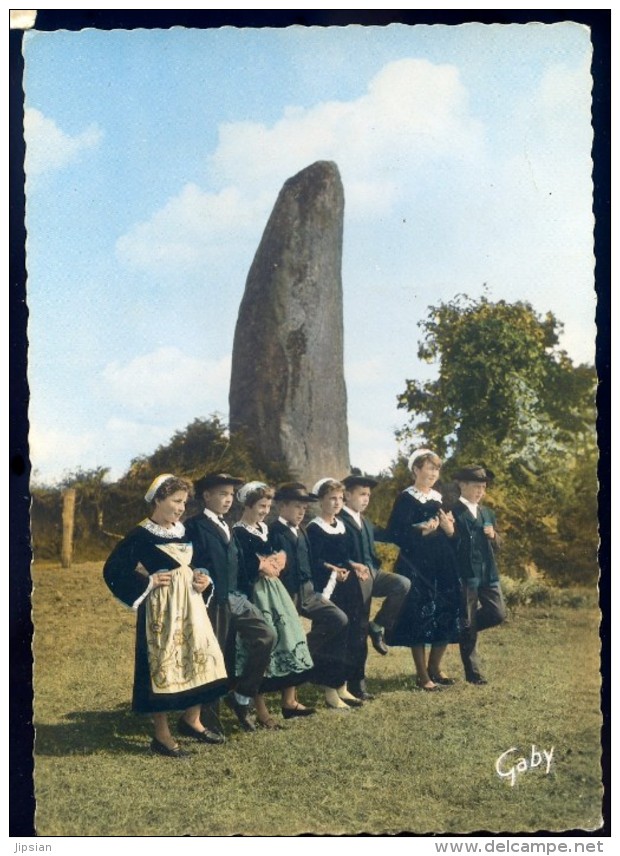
[353,569,410,681]
[459,582,506,678]
[364,569,411,632]
[208,593,276,698]
[293,582,349,689]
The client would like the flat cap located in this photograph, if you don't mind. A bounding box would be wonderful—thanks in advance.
[274,482,318,502]
[195,472,244,494]
[452,465,495,483]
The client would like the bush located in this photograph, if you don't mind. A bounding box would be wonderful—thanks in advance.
[501,577,551,607]
[500,577,596,610]
[375,542,399,574]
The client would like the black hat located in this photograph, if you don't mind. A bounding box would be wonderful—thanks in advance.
[452,465,495,484]
[341,473,378,490]
[195,472,244,495]
[274,482,318,503]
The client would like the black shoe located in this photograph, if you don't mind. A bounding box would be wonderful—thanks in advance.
[369,626,389,655]
[281,705,317,719]
[466,673,488,685]
[429,673,456,686]
[225,693,257,732]
[150,737,190,758]
[177,717,226,744]
[348,681,375,701]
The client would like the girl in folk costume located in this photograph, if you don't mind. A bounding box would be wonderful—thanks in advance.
[103,474,228,758]
[385,450,462,691]
[306,478,371,711]
[233,482,315,728]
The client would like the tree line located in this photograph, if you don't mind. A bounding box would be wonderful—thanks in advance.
[31,295,598,585]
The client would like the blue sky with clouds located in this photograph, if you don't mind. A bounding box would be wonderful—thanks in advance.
[23,23,595,484]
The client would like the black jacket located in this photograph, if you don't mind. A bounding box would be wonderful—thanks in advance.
[451,501,500,584]
[268,519,314,597]
[338,508,382,576]
[184,512,250,603]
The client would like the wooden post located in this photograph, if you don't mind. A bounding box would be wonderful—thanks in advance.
[61,488,76,568]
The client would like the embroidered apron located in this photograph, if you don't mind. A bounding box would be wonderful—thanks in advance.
[145,542,227,693]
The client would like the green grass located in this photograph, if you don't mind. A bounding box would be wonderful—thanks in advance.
[32,562,603,835]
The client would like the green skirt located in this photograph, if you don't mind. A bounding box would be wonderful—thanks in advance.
[236,576,314,691]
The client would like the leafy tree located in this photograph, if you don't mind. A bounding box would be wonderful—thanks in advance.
[396,294,597,584]
[397,294,594,463]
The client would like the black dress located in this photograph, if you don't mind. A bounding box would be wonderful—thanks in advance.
[232,522,313,691]
[385,488,462,647]
[306,517,367,683]
[103,519,228,713]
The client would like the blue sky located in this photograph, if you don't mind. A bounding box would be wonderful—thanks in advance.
[23,23,595,484]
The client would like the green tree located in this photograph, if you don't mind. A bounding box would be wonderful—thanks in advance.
[397,294,594,463]
[396,294,597,584]
[105,416,293,534]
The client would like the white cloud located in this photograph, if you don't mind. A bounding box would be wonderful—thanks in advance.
[24,107,103,179]
[29,418,183,485]
[348,419,399,476]
[29,425,100,484]
[209,58,482,202]
[115,183,272,273]
[116,58,482,275]
[101,347,231,417]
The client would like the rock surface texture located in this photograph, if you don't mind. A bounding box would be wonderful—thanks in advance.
[229,160,350,488]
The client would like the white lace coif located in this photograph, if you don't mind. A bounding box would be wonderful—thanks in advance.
[144,473,175,502]
[237,481,268,505]
[407,449,436,471]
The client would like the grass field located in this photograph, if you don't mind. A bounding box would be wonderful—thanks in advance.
[32,562,603,836]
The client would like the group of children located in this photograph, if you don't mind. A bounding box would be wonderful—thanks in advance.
[103,450,505,758]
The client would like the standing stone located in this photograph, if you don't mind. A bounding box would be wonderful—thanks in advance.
[229,160,350,488]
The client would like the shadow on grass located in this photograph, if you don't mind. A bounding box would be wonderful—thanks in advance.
[35,706,154,757]
[366,674,417,695]
[35,674,419,758]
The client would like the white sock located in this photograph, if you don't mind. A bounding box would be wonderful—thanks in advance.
[234,691,251,706]
[325,688,349,708]
[337,683,358,701]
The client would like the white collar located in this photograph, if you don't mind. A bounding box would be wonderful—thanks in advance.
[459,496,479,517]
[233,520,269,542]
[278,516,298,535]
[309,516,346,535]
[140,519,185,539]
[203,508,230,530]
[341,505,362,527]
[405,486,443,504]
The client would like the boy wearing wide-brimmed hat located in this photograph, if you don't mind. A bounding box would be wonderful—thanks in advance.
[339,472,411,700]
[269,482,350,709]
[185,473,276,731]
[451,465,506,685]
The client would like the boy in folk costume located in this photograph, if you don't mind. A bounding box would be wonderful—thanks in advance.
[338,473,411,700]
[184,473,276,732]
[269,482,350,711]
[451,465,507,685]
